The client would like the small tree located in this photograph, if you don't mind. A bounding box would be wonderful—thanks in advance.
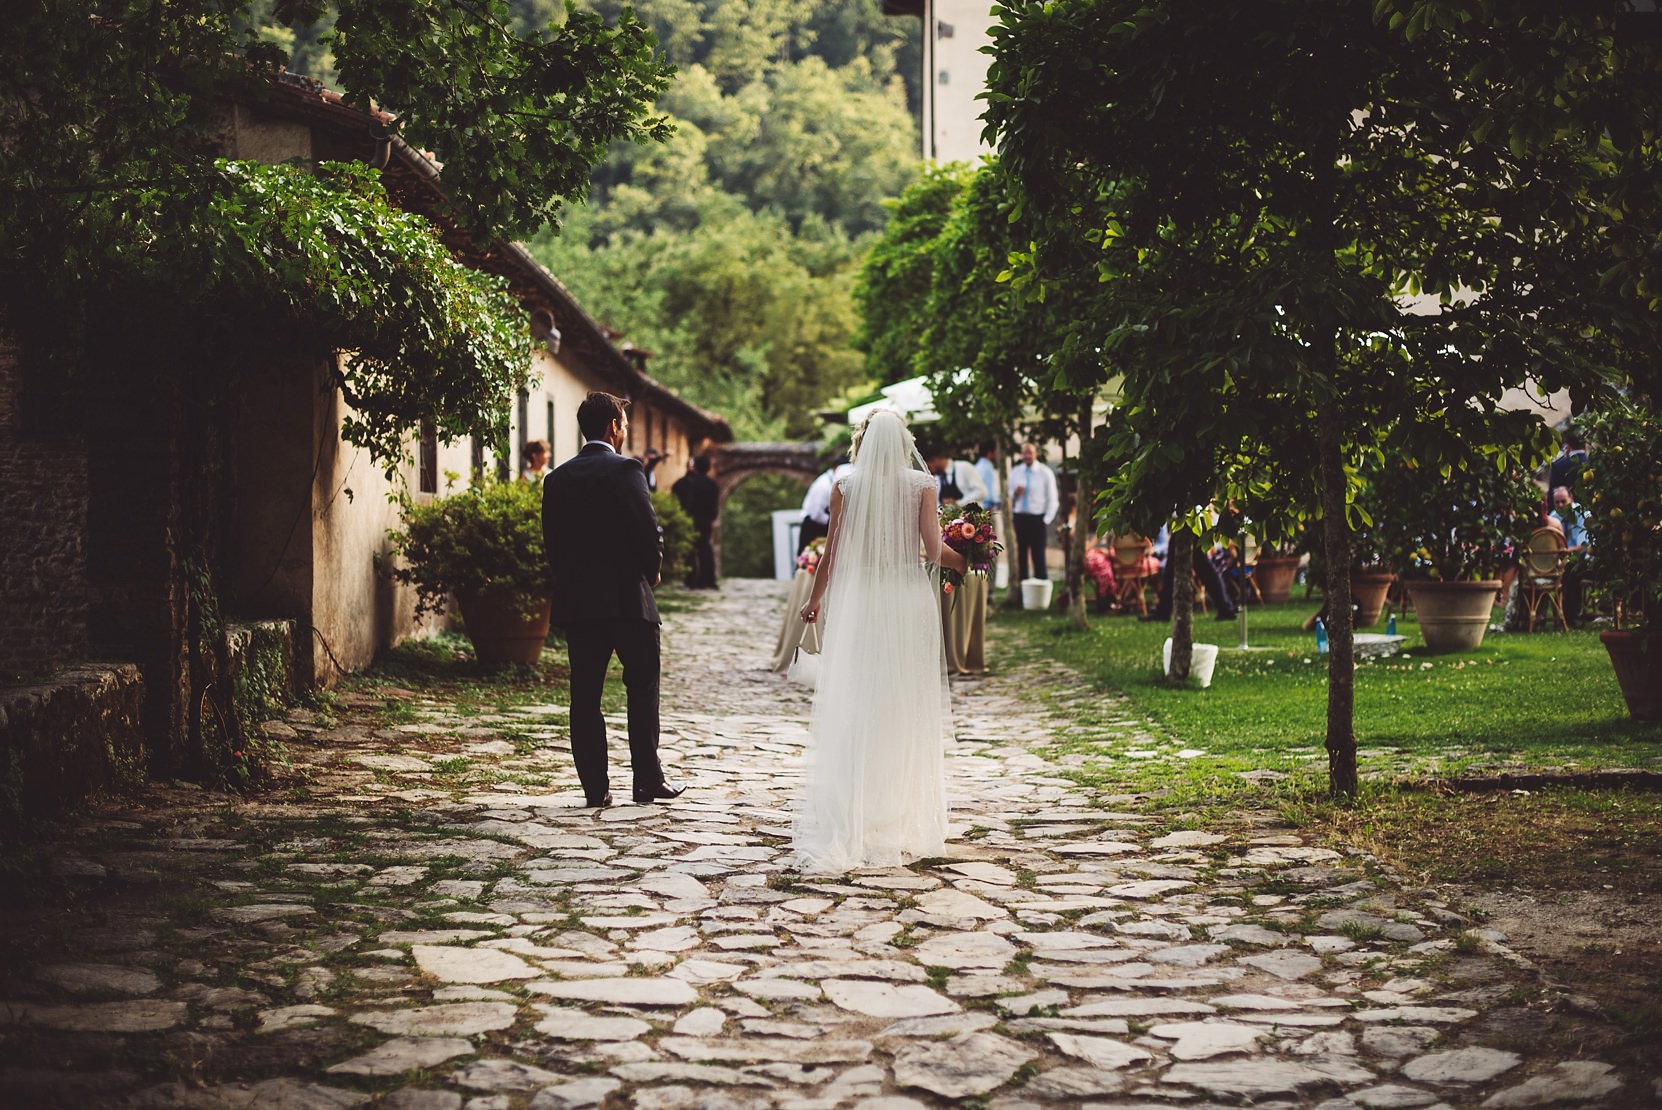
[985,0,1662,794]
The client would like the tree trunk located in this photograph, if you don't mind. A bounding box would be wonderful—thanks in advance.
[1306,101,1358,798]
[1168,529,1195,681]
[1000,431,1023,610]
[1317,406,1358,796]
[1067,402,1093,630]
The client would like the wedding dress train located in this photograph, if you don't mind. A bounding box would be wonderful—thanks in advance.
[793,435,952,874]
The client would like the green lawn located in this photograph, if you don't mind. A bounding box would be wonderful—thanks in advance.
[997,596,1662,785]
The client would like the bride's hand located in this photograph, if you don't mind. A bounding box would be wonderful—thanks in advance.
[800,600,820,623]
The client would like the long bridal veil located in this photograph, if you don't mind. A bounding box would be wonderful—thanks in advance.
[794,409,952,873]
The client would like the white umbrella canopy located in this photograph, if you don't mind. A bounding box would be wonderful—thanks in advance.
[847,375,941,426]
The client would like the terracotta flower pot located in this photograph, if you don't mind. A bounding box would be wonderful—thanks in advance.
[1350,570,1397,628]
[1599,629,1662,722]
[456,590,552,665]
[1252,555,1301,604]
[1404,579,1501,653]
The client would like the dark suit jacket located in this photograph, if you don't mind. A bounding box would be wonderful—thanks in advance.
[671,470,719,536]
[543,442,663,626]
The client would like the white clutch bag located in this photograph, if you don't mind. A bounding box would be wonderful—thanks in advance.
[788,621,822,685]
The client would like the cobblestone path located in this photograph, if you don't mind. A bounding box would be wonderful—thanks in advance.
[1,579,1652,1108]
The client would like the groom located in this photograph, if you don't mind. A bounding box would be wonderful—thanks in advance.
[542,392,684,808]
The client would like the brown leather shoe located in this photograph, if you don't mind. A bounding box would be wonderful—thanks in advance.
[585,792,613,808]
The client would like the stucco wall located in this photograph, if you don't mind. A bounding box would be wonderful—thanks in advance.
[927,0,998,164]
[505,348,706,488]
[307,363,473,685]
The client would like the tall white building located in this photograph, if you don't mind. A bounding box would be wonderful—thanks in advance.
[886,0,997,165]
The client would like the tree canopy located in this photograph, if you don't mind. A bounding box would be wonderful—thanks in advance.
[981,0,1662,793]
[3,0,672,467]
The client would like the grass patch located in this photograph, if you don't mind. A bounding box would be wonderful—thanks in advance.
[993,600,1662,898]
[1299,786,1662,896]
[1000,599,1662,784]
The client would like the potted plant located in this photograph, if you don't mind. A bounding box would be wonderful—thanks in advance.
[1372,452,1541,652]
[387,478,552,665]
[1578,401,1662,721]
[1347,462,1399,628]
[1249,529,1303,604]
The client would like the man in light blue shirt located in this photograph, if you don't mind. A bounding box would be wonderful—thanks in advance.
[1008,442,1058,580]
[975,441,1002,512]
[1552,486,1591,624]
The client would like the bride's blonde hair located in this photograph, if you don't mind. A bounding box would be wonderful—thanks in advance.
[850,407,911,463]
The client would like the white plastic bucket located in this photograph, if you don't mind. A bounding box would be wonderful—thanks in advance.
[1021,577,1053,610]
[1163,638,1219,688]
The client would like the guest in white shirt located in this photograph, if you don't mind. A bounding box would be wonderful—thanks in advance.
[1008,442,1058,580]
[925,450,988,506]
[797,457,851,555]
[975,441,1002,512]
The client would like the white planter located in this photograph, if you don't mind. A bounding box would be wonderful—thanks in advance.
[1164,638,1219,688]
[1021,578,1053,610]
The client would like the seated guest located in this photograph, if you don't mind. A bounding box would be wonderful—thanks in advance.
[1083,543,1119,614]
[1146,530,1238,622]
[1552,485,1591,624]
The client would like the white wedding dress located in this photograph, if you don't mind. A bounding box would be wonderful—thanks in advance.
[793,412,952,874]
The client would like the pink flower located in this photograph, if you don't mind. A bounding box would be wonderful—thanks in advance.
[943,582,955,594]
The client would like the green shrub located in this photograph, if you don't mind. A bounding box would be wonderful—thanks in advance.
[652,489,695,583]
[1580,401,1662,627]
[387,479,548,618]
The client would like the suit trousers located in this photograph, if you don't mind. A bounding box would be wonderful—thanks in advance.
[686,529,717,589]
[797,516,829,556]
[1013,513,1048,580]
[564,619,662,800]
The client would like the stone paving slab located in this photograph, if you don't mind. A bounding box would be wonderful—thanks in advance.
[0,579,1653,1108]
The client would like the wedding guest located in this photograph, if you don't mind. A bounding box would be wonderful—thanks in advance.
[1539,426,1587,523]
[1008,442,1058,580]
[975,441,1002,513]
[798,456,851,555]
[520,439,551,483]
[672,454,720,589]
[638,448,664,491]
[1083,541,1119,614]
[1147,539,1239,622]
[1552,485,1591,624]
[925,448,988,506]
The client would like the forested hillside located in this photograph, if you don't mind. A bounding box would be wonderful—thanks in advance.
[527,1,923,441]
[258,0,920,440]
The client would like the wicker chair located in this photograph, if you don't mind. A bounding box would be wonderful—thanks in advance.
[1110,534,1156,615]
[1519,526,1569,632]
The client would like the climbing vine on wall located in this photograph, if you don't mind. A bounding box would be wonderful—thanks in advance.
[117,159,530,472]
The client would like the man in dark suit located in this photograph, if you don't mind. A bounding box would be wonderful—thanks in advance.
[671,454,720,589]
[543,392,684,808]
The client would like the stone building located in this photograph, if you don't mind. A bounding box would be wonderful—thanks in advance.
[0,74,728,815]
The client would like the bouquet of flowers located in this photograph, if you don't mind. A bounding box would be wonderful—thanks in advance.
[937,502,1003,594]
[796,536,827,574]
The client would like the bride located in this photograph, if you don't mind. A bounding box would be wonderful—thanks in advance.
[794,408,967,873]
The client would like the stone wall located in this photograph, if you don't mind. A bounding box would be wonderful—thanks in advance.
[0,620,299,825]
[0,331,91,676]
[0,664,145,826]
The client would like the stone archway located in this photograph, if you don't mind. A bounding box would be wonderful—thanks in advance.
[704,442,825,579]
